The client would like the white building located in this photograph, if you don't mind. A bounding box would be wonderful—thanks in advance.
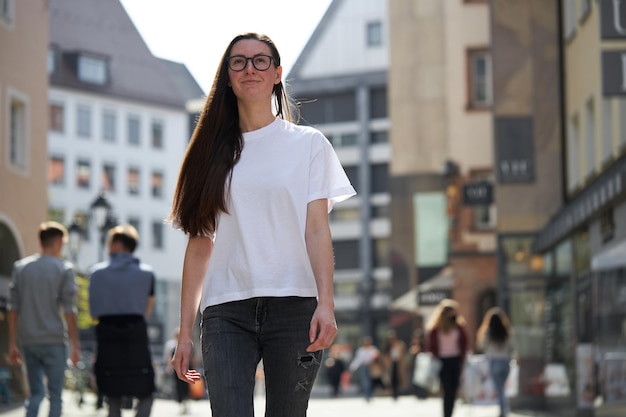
[47,0,204,353]
[287,0,391,346]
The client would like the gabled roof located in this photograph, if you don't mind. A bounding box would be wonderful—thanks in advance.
[49,0,199,108]
[286,0,341,82]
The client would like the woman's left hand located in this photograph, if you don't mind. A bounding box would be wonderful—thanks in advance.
[306,303,338,352]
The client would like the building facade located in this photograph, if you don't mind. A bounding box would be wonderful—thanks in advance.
[47,0,203,356]
[288,0,392,348]
[532,1,626,415]
[388,0,497,346]
[0,0,50,397]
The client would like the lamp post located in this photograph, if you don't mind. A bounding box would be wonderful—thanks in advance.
[90,192,113,262]
[67,218,84,266]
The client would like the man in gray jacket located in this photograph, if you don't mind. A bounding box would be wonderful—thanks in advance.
[8,221,81,417]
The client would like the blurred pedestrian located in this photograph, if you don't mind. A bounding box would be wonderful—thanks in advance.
[168,32,355,417]
[349,337,380,401]
[164,328,190,414]
[383,330,407,400]
[7,221,81,417]
[89,225,156,417]
[426,299,468,417]
[407,329,429,399]
[477,307,516,417]
[324,345,346,398]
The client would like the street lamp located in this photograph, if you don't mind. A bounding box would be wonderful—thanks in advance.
[90,192,113,262]
[67,218,84,266]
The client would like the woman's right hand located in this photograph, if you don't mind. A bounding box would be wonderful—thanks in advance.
[172,337,202,384]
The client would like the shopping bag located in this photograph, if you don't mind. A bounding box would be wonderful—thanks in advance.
[413,352,441,393]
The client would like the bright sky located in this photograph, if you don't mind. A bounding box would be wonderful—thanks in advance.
[119,0,333,94]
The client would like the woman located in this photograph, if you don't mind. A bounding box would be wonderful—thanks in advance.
[383,330,406,400]
[168,32,355,417]
[477,307,515,417]
[426,299,468,417]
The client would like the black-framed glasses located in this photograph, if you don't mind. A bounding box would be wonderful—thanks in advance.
[226,54,276,72]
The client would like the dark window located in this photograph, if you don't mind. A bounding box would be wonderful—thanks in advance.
[128,116,140,146]
[333,240,360,269]
[370,163,389,193]
[102,164,116,192]
[367,21,383,47]
[152,221,164,249]
[128,167,140,195]
[370,131,388,144]
[370,87,387,119]
[152,120,163,149]
[372,238,390,267]
[298,92,357,125]
[343,166,359,193]
[152,171,164,198]
[76,159,91,188]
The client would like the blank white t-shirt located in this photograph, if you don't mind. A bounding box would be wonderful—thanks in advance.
[199,118,355,310]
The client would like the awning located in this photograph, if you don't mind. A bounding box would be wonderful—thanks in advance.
[389,267,455,315]
[390,287,418,312]
[592,239,626,272]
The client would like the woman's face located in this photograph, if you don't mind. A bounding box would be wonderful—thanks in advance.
[227,39,282,103]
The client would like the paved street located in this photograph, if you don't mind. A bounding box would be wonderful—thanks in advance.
[0,389,554,417]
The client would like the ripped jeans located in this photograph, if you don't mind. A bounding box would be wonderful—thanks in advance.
[202,297,322,417]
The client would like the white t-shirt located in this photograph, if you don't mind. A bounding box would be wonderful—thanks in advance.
[199,118,355,311]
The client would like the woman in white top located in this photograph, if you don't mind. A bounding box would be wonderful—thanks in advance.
[477,307,516,417]
[168,32,355,417]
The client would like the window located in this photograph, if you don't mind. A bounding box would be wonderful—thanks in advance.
[370,131,388,144]
[343,166,360,193]
[48,48,56,75]
[152,221,164,249]
[372,204,389,218]
[366,21,382,47]
[49,103,64,132]
[103,110,116,142]
[601,99,613,164]
[78,55,108,85]
[128,217,141,236]
[102,164,116,192]
[76,105,91,138]
[7,90,28,170]
[76,159,91,188]
[151,120,163,149]
[48,156,65,185]
[372,238,390,267]
[467,49,492,108]
[370,163,389,194]
[151,171,164,198]
[297,92,357,125]
[329,206,360,222]
[128,167,140,195]
[328,133,358,147]
[332,240,360,269]
[583,98,595,178]
[0,0,14,27]
[370,87,387,119]
[567,114,580,191]
[128,115,140,146]
[620,99,626,150]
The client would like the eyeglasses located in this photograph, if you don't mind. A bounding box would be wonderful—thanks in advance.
[226,54,276,72]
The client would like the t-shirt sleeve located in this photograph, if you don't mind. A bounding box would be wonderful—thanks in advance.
[60,263,78,314]
[308,132,356,212]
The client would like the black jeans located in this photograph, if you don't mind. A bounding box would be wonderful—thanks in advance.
[439,356,462,417]
[201,297,322,417]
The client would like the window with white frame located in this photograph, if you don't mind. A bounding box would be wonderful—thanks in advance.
[151,120,163,149]
[151,171,163,198]
[583,98,595,178]
[366,21,382,47]
[76,105,91,138]
[467,49,492,108]
[567,114,580,192]
[152,221,164,249]
[103,109,116,142]
[601,99,613,164]
[128,115,140,146]
[128,167,140,195]
[78,55,108,85]
[49,103,64,133]
[0,0,14,27]
[7,89,28,171]
[102,163,116,192]
[48,156,65,185]
[76,159,91,189]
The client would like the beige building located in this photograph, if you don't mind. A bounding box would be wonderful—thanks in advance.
[388,0,496,344]
[0,0,50,396]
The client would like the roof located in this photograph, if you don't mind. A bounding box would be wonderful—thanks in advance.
[49,0,200,108]
[159,58,205,102]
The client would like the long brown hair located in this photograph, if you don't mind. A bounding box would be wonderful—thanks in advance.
[168,33,292,237]
[426,298,466,334]
[477,307,512,347]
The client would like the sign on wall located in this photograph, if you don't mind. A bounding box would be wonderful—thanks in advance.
[495,117,535,183]
[462,181,493,205]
